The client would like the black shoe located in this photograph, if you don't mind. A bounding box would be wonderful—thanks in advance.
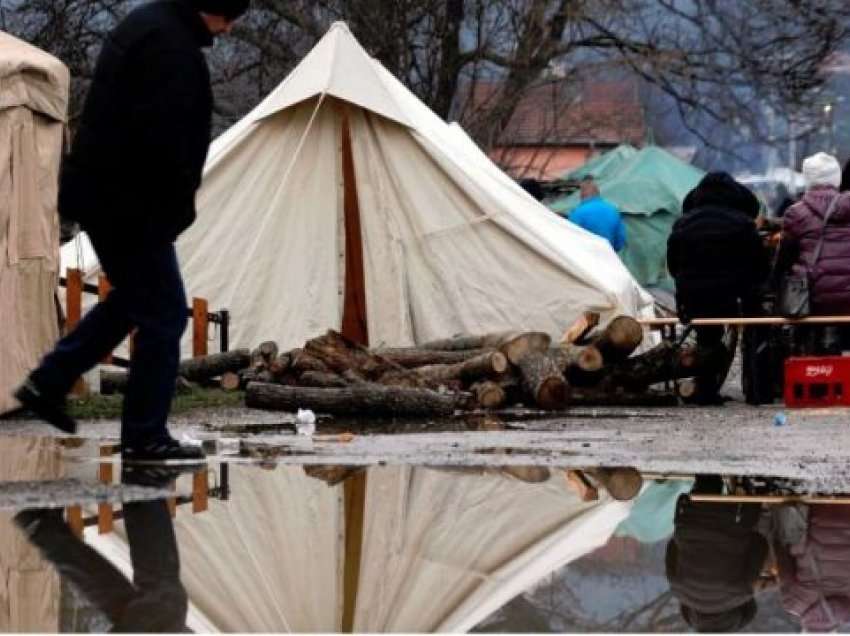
[13,380,77,434]
[121,437,206,464]
[13,508,66,538]
[121,464,202,489]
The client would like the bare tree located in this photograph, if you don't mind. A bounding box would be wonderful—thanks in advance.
[3,0,849,163]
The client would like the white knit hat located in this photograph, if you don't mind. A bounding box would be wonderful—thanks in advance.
[802,152,842,189]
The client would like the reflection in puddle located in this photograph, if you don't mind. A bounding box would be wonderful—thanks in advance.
[1,435,850,632]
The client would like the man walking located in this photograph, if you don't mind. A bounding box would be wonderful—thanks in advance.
[14,0,249,461]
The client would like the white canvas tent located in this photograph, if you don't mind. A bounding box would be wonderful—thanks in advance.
[87,465,632,633]
[63,22,652,351]
[0,32,68,413]
[181,21,652,349]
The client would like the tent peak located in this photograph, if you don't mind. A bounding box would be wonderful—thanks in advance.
[251,21,413,128]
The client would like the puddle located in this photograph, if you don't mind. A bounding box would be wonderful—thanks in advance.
[1,434,848,632]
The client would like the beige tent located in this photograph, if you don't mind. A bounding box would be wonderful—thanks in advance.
[0,32,69,413]
[0,437,63,632]
[86,464,632,633]
[64,22,652,352]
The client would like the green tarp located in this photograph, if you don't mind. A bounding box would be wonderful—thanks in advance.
[550,146,705,291]
[562,144,638,183]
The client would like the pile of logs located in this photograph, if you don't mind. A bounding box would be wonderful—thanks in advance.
[240,312,733,416]
[99,311,735,418]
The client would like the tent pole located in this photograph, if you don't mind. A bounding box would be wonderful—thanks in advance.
[337,101,369,632]
[338,103,369,347]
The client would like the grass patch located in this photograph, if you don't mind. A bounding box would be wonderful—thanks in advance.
[67,388,245,420]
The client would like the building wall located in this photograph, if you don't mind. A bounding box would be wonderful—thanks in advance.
[489,146,599,180]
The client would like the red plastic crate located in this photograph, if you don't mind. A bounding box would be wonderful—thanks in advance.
[784,356,850,408]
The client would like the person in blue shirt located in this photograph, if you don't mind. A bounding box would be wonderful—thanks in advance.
[568,176,627,252]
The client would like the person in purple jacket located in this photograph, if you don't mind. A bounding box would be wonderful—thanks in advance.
[777,152,850,354]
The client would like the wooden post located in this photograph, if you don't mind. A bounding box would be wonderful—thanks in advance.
[192,298,209,358]
[342,471,367,633]
[338,106,369,347]
[65,268,83,332]
[97,445,114,534]
[98,275,113,364]
[66,268,86,395]
[192,469,208,513]
[66,506,84,539]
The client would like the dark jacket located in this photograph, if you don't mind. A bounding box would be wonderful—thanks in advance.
[667,173,768,315]
[781,188,850,315]
[59,0,213,245]
[666,495,767,615]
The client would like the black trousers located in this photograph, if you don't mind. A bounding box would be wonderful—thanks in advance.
[31,230,188,446]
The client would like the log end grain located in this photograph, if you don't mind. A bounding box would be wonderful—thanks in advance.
[537,377,569,410]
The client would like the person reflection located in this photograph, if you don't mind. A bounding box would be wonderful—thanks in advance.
[13,469,188,633]
[772,504,850,632]
[665,475,767,632]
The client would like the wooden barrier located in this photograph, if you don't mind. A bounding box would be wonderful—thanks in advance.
[640,316,850,329]
[98,275,113,364]
[192,470,209,513]
[97,445,114,534]
[66,506,84,540]
[192,297,209,358]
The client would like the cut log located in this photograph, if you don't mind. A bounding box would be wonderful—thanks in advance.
[560,311,601,345]
[101,370,198,395]
[498,332,552,365]
[470,381,507,409]
[565,470,599,502]
[291,350,331,375]
[421,331,520,351]
[268,353,292,377]
[305,330,422,386]
[251,341,279,368]
[587,467,643,502]
[245,382,465,417]
[603,340,732,392]
[550,345,604,373]
[298,371,349,388]
[178,349,251,382]
[677,379,698,400]
[415,351,509,385]
[590,316,644,363]
[517,352,569,410]
[370,347,492,368]
[220,372,241,392]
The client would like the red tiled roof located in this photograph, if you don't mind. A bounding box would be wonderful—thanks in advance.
[460,78,646,147]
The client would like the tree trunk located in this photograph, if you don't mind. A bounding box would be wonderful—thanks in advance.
[298,371,349,388]
[291,350,332,375]
[517,352,569,409]
[420,331,521,351]
[371,347,492,368]
[603,341,731,392]
[178,349,251,382]
[101,370,198,395]
[305,330,422,386]
[414,351,509,385]
[549,345,604,373]
[245,382,464,417]
[499,332,552,365]
[590,316,644,363]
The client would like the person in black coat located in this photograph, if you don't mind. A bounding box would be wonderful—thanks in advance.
[15,1,249,461]
[666,475,767,632]
[667,173,769,404]
[668,172,769,334]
